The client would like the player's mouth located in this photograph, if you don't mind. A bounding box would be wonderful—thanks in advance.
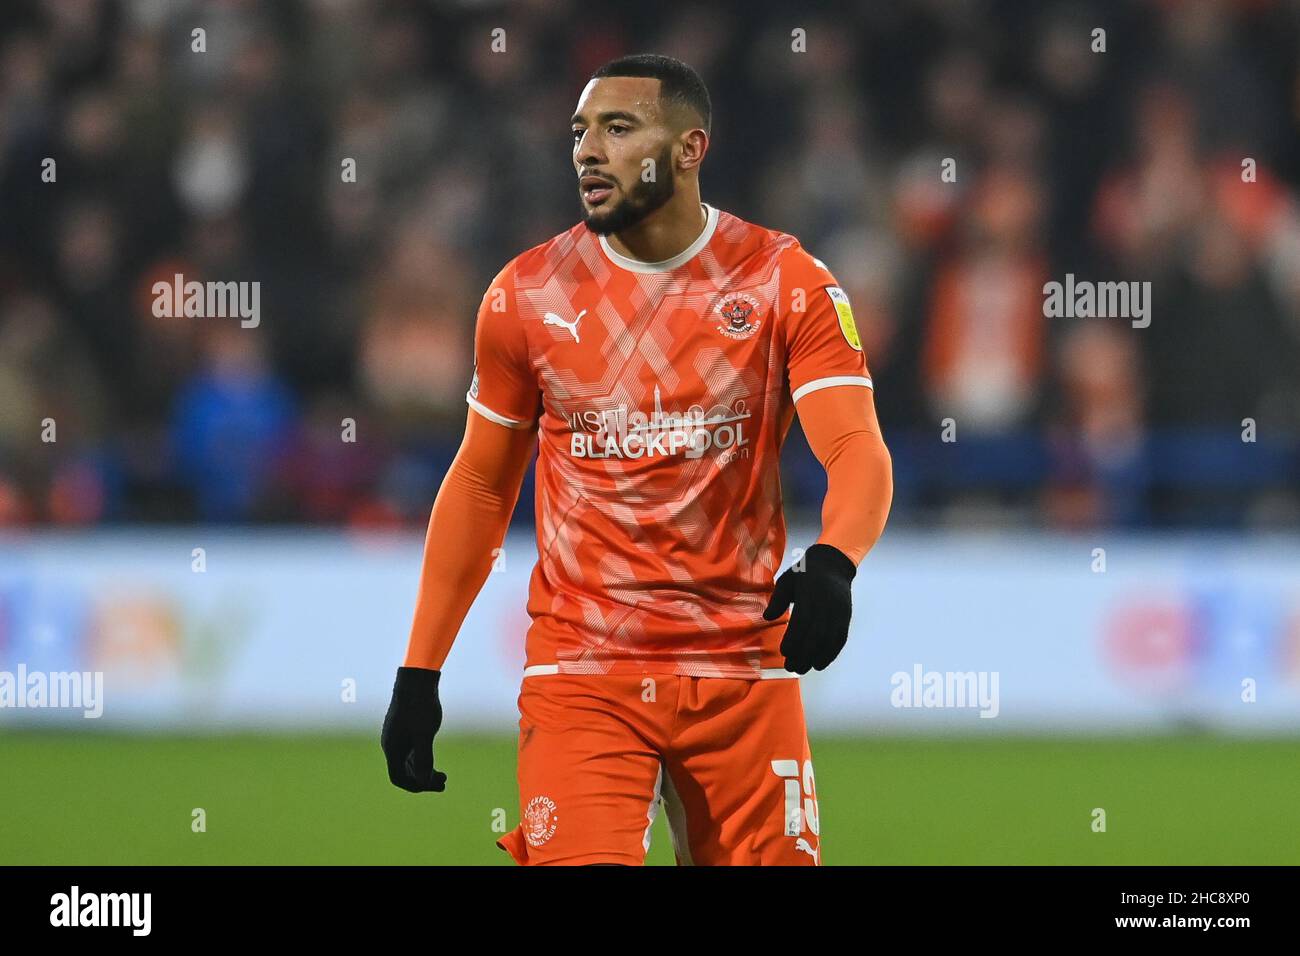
[580,175,616,206]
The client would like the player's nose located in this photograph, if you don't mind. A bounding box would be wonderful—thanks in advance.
[574,134,606,170]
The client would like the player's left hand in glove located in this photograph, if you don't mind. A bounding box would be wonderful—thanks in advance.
[762,543,857,674]
[381,666,448,792]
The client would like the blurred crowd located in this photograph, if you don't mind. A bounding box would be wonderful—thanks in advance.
[1,0,1298,530]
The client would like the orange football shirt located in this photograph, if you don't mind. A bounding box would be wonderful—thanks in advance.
[467,203,873,678]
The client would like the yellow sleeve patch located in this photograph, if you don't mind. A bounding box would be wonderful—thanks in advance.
[825,286,862,351]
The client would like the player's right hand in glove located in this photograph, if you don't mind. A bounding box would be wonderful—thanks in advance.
[381,666,448,792]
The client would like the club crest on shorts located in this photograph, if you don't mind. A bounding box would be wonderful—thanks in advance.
[715,292,763,340]
[524,795,558,847]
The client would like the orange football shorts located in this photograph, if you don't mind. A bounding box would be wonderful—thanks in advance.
[495,671,822,866]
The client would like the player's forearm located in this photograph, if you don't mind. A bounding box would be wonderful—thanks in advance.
[796,384,894,566]
[816,430,892,566]
[402,433,530,670]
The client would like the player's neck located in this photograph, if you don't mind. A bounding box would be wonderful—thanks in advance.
[606,190,708,264]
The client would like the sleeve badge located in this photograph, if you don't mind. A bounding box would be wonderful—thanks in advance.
[825,286,862,351]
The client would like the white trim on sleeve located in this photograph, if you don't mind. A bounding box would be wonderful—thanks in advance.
[791,375,874,404]
[466,392,533,429]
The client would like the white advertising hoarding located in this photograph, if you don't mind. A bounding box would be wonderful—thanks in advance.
[0,530,1297,733]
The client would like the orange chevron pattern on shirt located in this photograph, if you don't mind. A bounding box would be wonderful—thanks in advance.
[467,203,873,678]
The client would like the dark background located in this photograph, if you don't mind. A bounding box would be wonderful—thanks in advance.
[2,0,1298,529]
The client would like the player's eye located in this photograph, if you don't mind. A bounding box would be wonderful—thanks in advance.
[571,128,585,142]
[608,124,628,135]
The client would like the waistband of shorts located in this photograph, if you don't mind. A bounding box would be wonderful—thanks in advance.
[520,663,799,680]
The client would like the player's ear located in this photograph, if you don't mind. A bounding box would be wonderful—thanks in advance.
[677,127,708,172]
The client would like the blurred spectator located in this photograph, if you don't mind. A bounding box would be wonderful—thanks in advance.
[171,325,296,522]
[1043,321,1148,528]
[923,167,1049,433]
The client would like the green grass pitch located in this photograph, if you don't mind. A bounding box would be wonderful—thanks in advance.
[2,733,1297,865]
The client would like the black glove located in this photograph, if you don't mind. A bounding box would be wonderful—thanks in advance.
[762,544,857,674]
[381,666,448,792]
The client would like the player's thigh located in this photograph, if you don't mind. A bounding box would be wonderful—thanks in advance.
[497,675,666,866]
[665,677,821,866]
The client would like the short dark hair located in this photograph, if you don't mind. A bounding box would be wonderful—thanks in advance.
[591,54,711,135]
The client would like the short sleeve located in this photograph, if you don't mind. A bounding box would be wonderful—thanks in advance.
[466,262,541,429]
[780,246,874,404]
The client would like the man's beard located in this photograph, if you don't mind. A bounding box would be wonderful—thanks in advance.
[581,146,676,236]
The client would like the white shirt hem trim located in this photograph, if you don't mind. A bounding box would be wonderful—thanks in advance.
[521,664,798,680]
